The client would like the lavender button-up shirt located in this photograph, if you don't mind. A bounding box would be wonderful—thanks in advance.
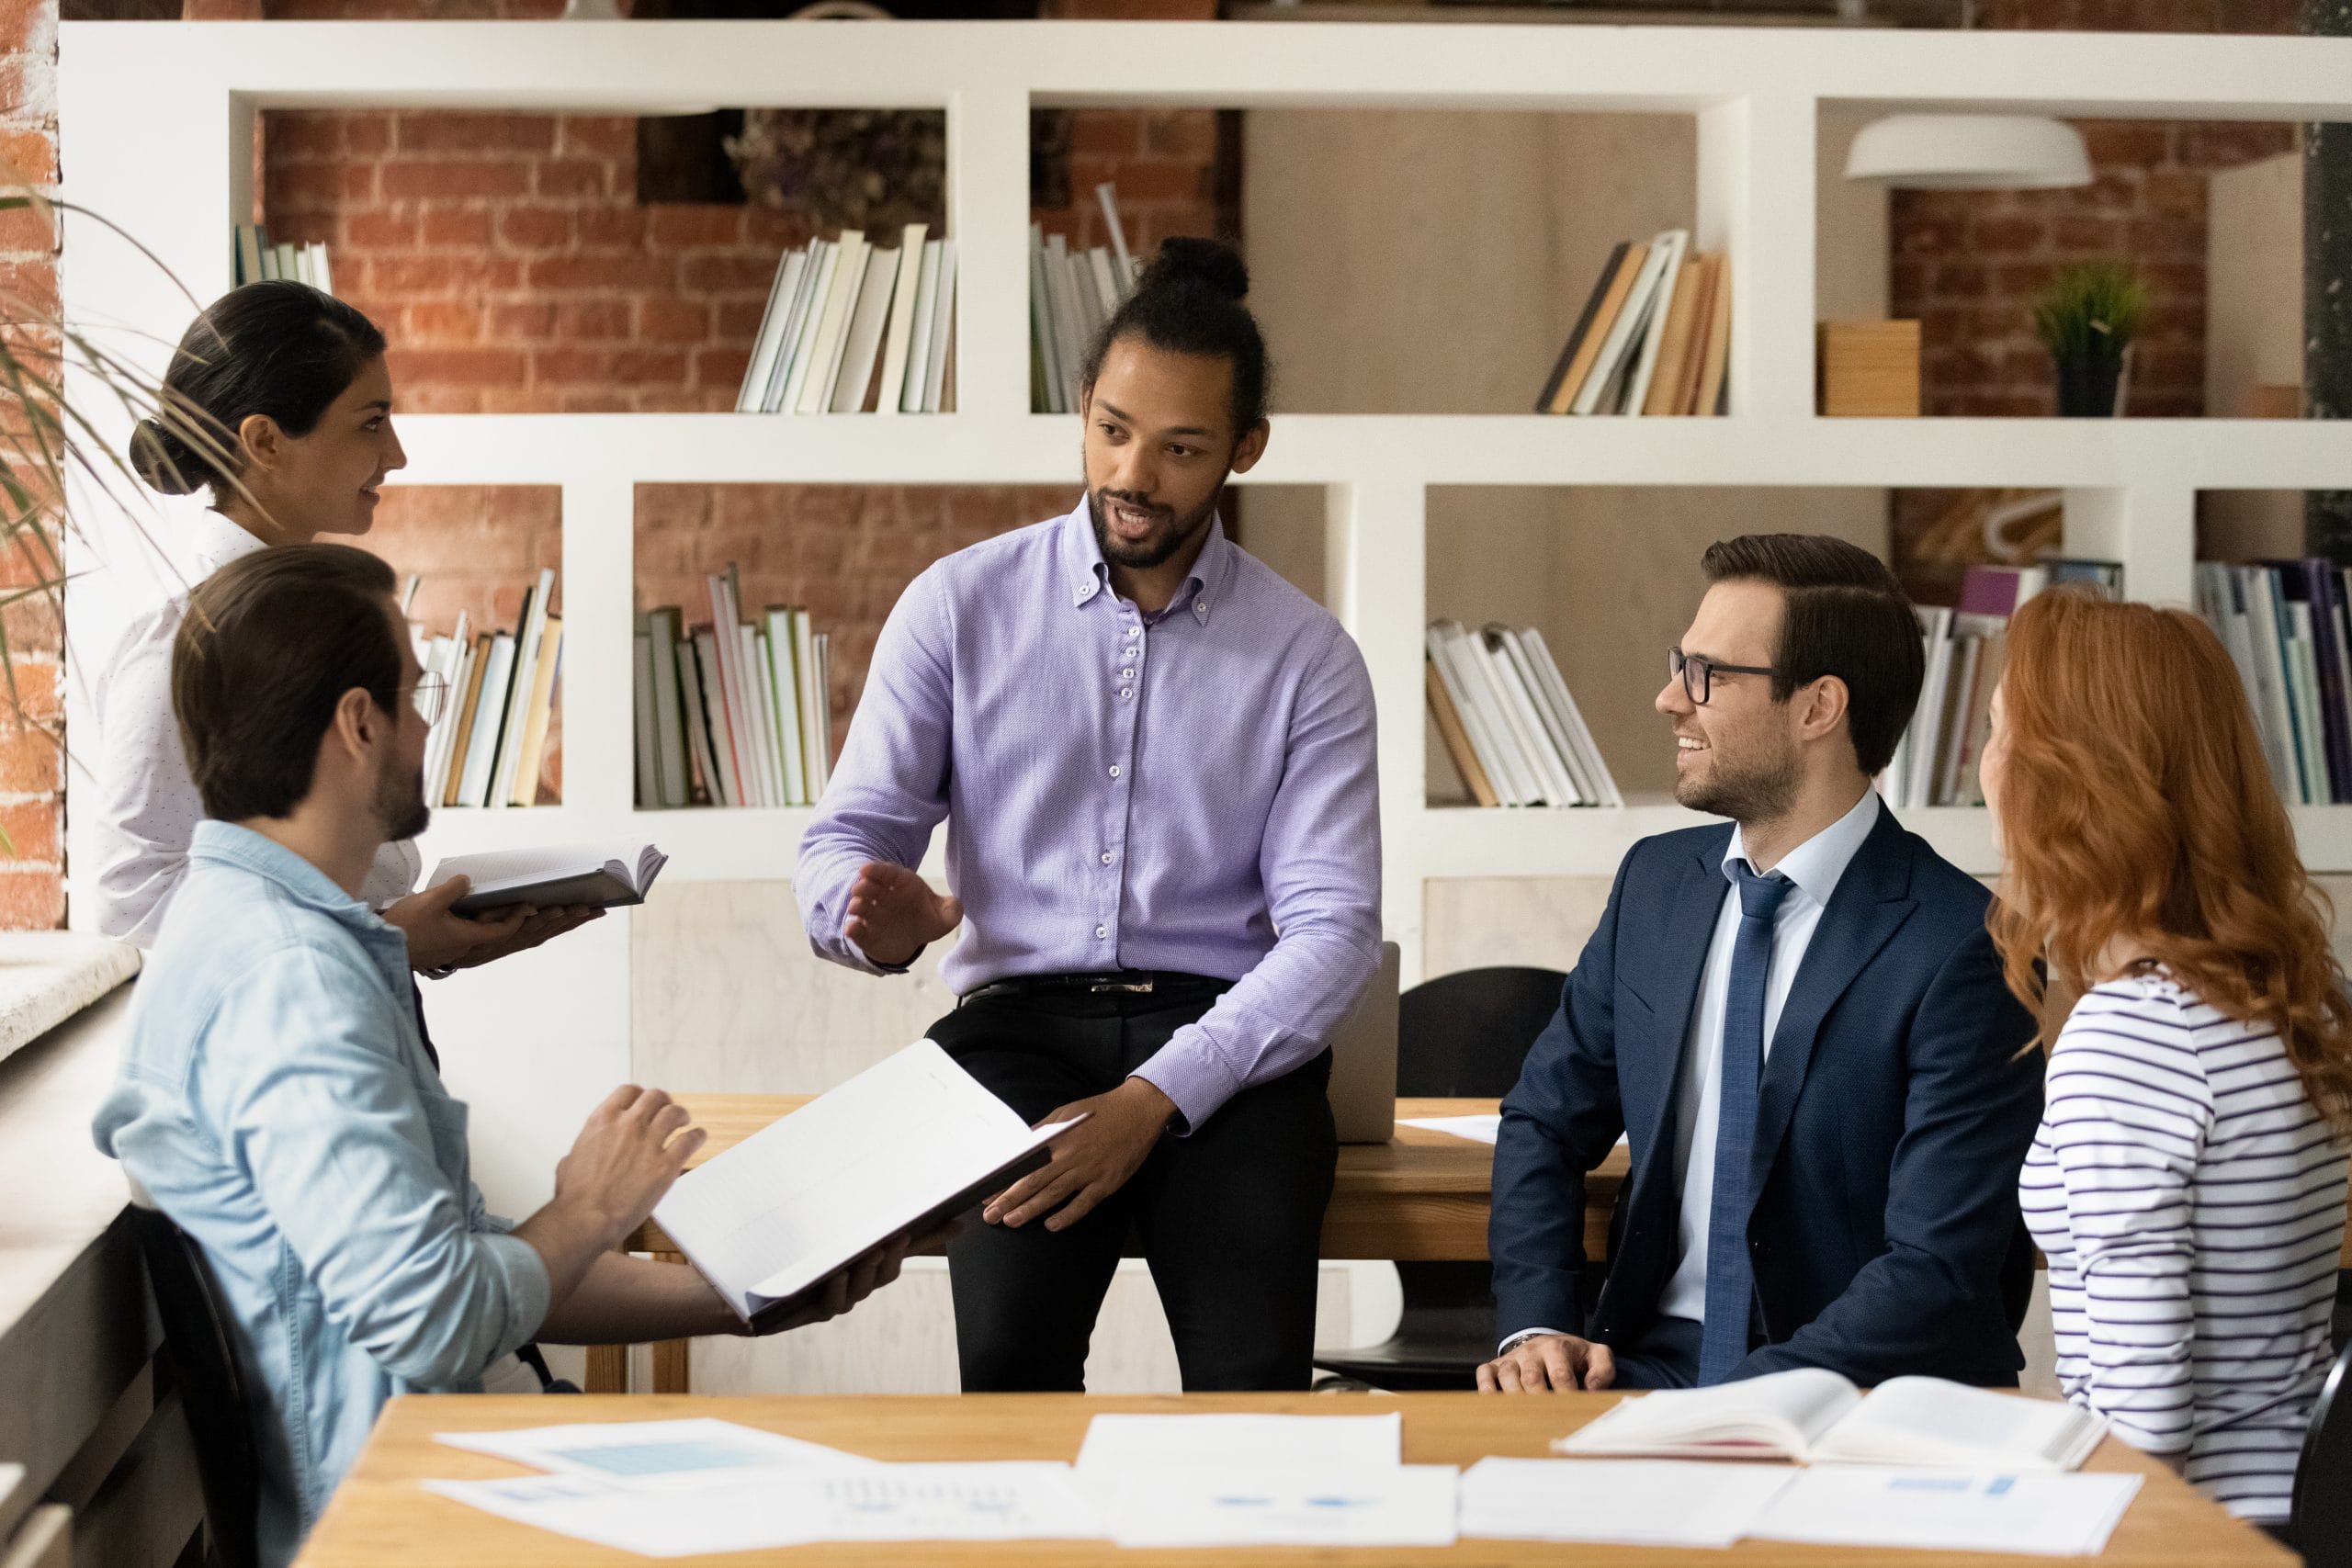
[797,497,1383,1129]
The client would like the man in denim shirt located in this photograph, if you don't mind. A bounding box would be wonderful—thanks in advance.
[96,545,907,1567]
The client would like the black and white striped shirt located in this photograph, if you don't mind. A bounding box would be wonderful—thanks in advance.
[2020,969,2346,1522]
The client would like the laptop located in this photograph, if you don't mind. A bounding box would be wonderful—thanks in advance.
[1326,942,1401,1144]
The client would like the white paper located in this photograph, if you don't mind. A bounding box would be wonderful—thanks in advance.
[1111,1465,1458,1549]
[434,1418,874,1492]
[1400,1113,1501,1144]
[1460,1457,1798,1548]
[426,1462,1103,1558]
[652,1041,1078,1317]
[427,840,666,900]
[1751,1468,2144,1556]
[1077,1411,1402,1474]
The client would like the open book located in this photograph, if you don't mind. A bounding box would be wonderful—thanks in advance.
[428,842,669,916]
[652,1041,1085,1328]
[1554,1369,2106,1472]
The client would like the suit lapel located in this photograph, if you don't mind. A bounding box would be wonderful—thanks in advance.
[1629,837,1734,1176]
[1743,807,1918,1206]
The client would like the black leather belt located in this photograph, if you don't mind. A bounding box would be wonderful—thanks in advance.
[960,970,1229,1006]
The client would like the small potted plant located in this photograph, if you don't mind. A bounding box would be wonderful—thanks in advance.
[2032,265,2147,417]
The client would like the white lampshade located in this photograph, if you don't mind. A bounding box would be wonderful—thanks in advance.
[1843,114,2092,191]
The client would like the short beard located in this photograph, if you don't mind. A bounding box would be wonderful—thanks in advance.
[379,756,432,845]
[1675,740,1802,827]
[1088,484,1222,571]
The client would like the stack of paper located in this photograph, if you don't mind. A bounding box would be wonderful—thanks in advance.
[1751,1467,2144,1557]
[1459,1458,1796,1548]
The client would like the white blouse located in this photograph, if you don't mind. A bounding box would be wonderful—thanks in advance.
[89,508,421,947]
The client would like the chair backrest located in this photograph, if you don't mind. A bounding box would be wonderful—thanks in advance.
[2295,1335,2352,1565]
[1396,966,1567,1099]
[129,1206,260,1568]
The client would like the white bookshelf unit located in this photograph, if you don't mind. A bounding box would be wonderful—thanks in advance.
[54,19,2352,1201]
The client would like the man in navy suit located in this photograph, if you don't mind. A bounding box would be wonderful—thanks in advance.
[1481,535,2041,1393]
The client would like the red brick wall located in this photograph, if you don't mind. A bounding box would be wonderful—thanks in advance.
[0,0,62,928]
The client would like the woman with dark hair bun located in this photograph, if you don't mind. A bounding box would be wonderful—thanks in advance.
[96,280,594,972]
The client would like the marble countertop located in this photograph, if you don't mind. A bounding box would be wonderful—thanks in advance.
[0,933,137,1070]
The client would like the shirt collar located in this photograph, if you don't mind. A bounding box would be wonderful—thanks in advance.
[185,507,269,581]
[1723,788,1881,909]
[187,819,399,944]
[1062,495,1235,626]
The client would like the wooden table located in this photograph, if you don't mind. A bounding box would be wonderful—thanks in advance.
[589,1097,1628,1395]
[294,1391,2291,1567]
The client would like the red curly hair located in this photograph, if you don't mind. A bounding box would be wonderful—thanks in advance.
[1990,587,2352,1130]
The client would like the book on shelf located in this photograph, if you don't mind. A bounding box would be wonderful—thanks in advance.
[2197,558,2352,807]
[735,226,958,415]
[429,842,670,917]
[1553,1368,2106,1472]
[232,225,335,295]
[1881,558,2121,810]
[638,575,833,808]
[1031,184,1140,413]
[1425,620,1620,809]
[1536,232,1731,418]
[408,573,567,812]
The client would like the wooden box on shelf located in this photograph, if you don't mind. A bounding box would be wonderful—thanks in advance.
[1818,320,1920,417]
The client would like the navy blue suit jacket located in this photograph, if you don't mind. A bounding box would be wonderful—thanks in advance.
[1490,804,2043,1386]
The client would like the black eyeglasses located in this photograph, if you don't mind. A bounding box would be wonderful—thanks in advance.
[1669,648,1779,706]
[406,671,450,727]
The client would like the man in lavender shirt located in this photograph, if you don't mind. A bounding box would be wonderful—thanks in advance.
[797,238,1382,1392]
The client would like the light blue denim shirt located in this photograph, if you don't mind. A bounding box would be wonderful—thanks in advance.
[93,821,549,1568]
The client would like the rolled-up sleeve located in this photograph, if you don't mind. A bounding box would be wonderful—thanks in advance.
[1133,625,1383,1129]
[797,566,956,975]
[216,946,549,1387]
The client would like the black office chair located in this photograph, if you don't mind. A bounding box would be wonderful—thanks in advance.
[1314,965,1566,1392]
[129,1205,261,1568]
[2290,1337,2352,1566]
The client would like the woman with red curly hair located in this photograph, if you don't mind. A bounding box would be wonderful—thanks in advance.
[1984,587,2352,1529]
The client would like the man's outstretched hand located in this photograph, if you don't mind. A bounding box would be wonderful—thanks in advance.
[843,861,963,967]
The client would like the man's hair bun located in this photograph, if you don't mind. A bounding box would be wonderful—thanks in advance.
[1137,236,1250,302]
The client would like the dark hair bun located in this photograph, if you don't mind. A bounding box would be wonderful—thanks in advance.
[129,416,213,497]
[1140,237,1249,302]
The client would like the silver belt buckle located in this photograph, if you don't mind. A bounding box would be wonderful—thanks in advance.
[1091,976,1153,993]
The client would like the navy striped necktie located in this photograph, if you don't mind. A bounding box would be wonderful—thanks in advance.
[1699,858,1792,1385]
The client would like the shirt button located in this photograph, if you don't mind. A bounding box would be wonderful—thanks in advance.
[1108,764,1121,778]
[1120,687,1133,699]
[1095,925,1108,939]
[1121,668,1135,679]
[1195,599,1208,613]
[1101,852,1114,864]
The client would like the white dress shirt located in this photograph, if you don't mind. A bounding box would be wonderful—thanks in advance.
[90,508,420,947]
[1655,787,1881,1322]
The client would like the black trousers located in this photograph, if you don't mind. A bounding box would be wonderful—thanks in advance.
[927,983,1338,1393]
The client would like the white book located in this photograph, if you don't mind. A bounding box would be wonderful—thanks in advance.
[429,842,669,917]
[311,243,334,298]
[1906,606,1956,810]
[738,247,808,412]
[1519,626,1622,807]
[774,240,836,415]
[677,633,728,808]
[766,608,808,807]
[435,637,476,803]
[1073,245,1111,341]
[1029,225,1065,415]
[1095,181,1136,292]
[1088,248,1122,324]
[1555,1369,2107,1472]
[458,634,515,808]
[899,240,944,415]
[646,607,690,809]
[1619,229,1690,417]
[1046,234,1087,408]
[795,611,828,798]
[705,573,761,808]
[489,568,556,811]
[1934,631,1986,807]
[235,224,264,287]
[810,631,833,795]
[763,244,825,413]
[1571,237,1678,416]
[741,624,785,806]
[922,241,957,413]
[2288,603,2329,806]
[652,1040,1085,1327]
[795,229,865,415]
[422,613,468,794]
[1433,623,1535,807]
[293,242,314,287]
[689,628,741,809]
[828,245,900,414]
[274,241,299,284]
[1481,627,1581,806]
[1496,626,1593,807]
[2242,567,2305,802]
[874,223,929,418]
[632,629,660,808]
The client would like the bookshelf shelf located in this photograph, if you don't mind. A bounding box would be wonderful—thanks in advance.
[55,20,2352,1203]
